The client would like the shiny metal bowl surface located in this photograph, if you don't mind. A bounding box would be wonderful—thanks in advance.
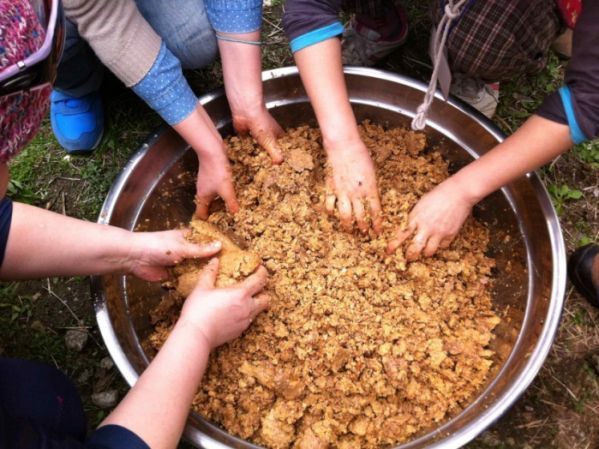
[92,67,566,449]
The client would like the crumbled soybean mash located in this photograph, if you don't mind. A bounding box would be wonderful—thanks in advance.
[149,122,500,449]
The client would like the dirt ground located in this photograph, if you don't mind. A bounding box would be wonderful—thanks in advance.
[1,2,598,448]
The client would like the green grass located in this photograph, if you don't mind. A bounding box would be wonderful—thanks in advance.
[574,140,599,169]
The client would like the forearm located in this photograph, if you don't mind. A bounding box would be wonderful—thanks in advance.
[294,38,362,149]
[449,115,572,203]
[219,31,264,114]
[100,321,210,449]
[173,104,225,159]
[0,203,134,279]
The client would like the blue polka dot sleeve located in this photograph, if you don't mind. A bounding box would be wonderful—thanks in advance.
[131,42,198,126]
[205,0,262,33]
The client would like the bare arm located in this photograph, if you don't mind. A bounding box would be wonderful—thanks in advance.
[100,260,269,449]
[0,202,220,280]
[388,115,572,258]
[294,39,382,233]
[173,105,240,219]
[447,115,571,201]
[218,31,284,163]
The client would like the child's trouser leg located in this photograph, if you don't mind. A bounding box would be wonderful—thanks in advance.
[54,19,104,98]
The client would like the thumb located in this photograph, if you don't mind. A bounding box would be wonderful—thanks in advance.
[181,240,222,259]
[194,258,220,290]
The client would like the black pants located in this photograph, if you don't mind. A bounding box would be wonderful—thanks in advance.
[0,358,86,449]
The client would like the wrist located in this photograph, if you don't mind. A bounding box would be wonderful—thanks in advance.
[229,97,265,123]
[322,131,364,159]
[193,140,227,163]
[119,232,145,274]
[99,228,139,274]
[444,171,487,206]
[173,317,213,351]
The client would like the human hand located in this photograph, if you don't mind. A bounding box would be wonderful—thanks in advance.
[177,258,270,349]
[325,139,382,233]
[233,106,285,164]
[386,178,477,260]
[126,230,222,282]
[194,146,240,219]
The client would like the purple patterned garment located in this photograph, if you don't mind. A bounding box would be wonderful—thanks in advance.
[0,0,51,163]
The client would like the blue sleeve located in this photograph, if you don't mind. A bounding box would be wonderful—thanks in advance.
[0,197,13,269]
[283,0,344,52]
[87,425,150,449]
[0,410,146,449]
[205,0,262,33]
[536,1,599,142]
[131,42,198,126]
[558,86,588,144]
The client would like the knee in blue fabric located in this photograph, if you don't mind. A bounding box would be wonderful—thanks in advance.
[168,24,218,70]
[135,0,218,70]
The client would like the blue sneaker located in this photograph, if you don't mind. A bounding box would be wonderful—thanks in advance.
[50,90,104,153]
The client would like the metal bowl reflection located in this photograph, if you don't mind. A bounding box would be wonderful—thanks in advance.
[92,67,565,449]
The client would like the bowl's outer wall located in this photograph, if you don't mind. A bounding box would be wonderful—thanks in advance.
[92,67,565,449]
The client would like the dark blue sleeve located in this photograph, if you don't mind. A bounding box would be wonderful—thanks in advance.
[536,1,599,142]
[0,409,148,449]
[86,425,149,449]
[0,197,13,268]
[283,0,344,52]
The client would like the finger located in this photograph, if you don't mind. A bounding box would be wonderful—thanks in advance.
[423,235,442,258]
[254,127,284,164]
[181,240,222,259]
[406,231,429,261]
[338,195,353,231]
[368,195,383,234]
[270,118,285,139]
[439,236,454,249]
[194,258,220,290]
[249,293,271,319]
[219,181,239,215]
[386,224,416,255]
[325,176,336,214]
[194,194,213,220]
[238,265,268,297]
[352,198,367,233]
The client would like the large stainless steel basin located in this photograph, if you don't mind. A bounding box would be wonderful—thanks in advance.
[92,67,566,449]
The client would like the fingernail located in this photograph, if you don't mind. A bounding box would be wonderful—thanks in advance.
[209,240,222,248]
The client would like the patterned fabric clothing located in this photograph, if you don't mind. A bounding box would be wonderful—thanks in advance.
[434,0,561,82]
[0,0,50,163]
